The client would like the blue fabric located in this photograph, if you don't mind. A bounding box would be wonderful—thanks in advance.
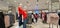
[23,19,28,28]
[34,5,39,14]
[35,10,39,14]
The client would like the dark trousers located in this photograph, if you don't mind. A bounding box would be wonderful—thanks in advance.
[18,16,22,26]
[32,18,34,23]
[35,18,38,22]
[0,20,5,28]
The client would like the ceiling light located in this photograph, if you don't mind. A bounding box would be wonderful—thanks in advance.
[14,1,17,2]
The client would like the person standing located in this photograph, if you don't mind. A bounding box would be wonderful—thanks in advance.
[23,11,28,28]
[42,12,46,23]
[18,6,28,28]
[18,14,23,26]
[44,12,47,23]
[31,13,34,23]
[34,13,38,23]
[40,10,42,19]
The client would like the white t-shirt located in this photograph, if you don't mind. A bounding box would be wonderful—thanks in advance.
[32,15,34,18]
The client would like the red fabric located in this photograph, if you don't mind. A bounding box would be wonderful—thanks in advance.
[34,14,38,18]
[18,6,27,20]
[42,12,46,20]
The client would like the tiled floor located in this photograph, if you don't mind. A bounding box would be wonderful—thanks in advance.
[11,19,60,28]
[10,21,23,28]
[31,19,60,28]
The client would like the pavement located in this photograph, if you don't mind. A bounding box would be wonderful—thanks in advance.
[10,20,23,28]
[10,19,60,28]
[31,19,60,28]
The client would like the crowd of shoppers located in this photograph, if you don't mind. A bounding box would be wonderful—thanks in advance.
[31,13,39,23]
[18,6,60,28]
[31,12,47,24]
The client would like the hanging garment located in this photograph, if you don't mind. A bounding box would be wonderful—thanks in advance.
[0,12,5,28]
[58,13,60,25]
[44,13,47,23]
[16,13,18,20]
[27,13,32,24]
[59,19,60,25]
[47,13,59,24]
[4,15,10,28]
[8,14,15,26]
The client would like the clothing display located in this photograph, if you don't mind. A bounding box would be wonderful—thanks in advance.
[47,13,59,24]
[58,12,60,25]
[8,13,15,26]
[0,12,5,28]
[4,14,15,28]
[16,13,18,20]
[59,19,60,25]
[27,13,32,24]
[4,15,10,28]
[43,13,47,23]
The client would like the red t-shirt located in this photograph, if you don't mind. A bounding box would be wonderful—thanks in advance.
[18,6,27,20]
